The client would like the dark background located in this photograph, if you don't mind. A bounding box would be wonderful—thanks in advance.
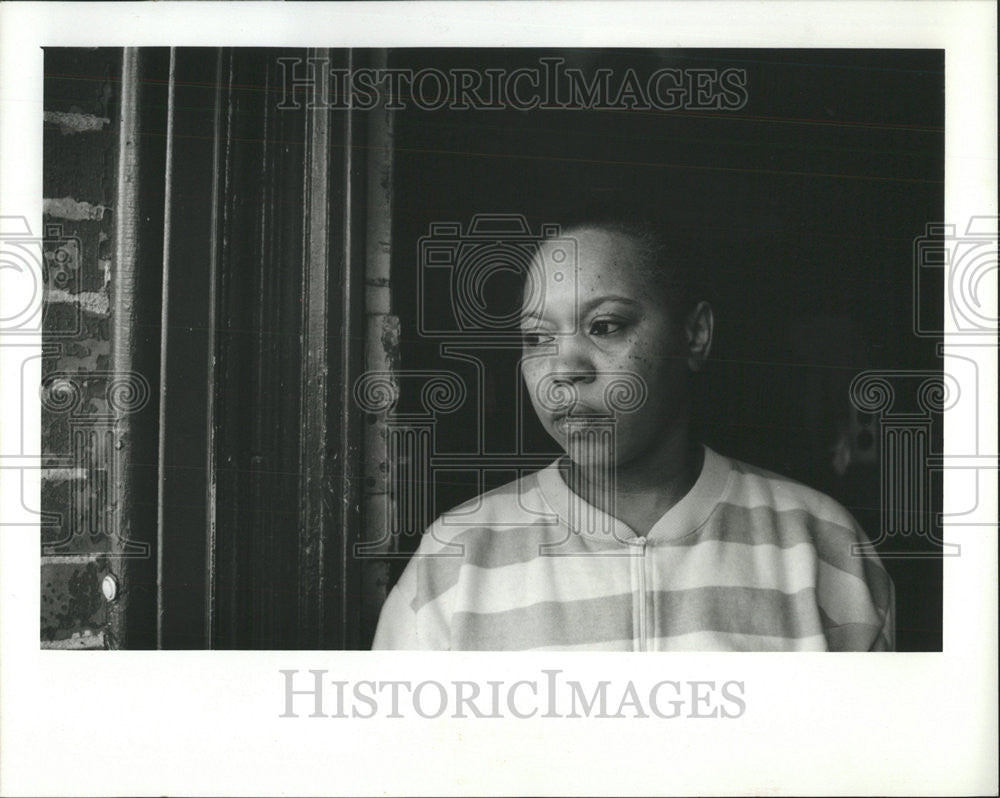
[389,49,945,651]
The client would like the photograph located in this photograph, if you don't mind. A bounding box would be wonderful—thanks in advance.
[0,3,995,797]
[37,46,944,651]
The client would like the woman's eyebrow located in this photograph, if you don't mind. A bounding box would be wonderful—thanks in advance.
[579,295,640,314]
[519,295,639,325]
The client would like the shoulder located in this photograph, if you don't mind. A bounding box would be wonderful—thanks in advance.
[705,452,875,558]
[417,467,555,554]
[721,455,860,532]
[443,469,548,524]
[720,450,893,623]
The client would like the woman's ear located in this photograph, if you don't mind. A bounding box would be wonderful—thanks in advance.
[685,301,714,371]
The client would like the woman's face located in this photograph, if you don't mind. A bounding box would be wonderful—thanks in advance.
[520,227,699,468]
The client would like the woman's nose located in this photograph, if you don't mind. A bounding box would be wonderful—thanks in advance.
[547,334,595,385]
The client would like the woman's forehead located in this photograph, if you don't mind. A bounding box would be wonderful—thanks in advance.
[529,227,652,298]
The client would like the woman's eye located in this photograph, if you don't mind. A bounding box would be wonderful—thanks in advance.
[589,319,623,336]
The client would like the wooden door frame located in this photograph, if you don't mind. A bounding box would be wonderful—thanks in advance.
[112,46,389,649]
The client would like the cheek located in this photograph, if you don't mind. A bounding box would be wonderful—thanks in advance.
[520,357,539,383]
[610,339,686,414]
[520,359,545,404]
[606,336,663,384]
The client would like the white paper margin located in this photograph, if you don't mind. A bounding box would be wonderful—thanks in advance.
[1,2,996,796]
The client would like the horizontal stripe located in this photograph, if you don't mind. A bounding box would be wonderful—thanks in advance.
[726,461,848,519]
[411,514,889,631]
[459,523,610,569]
[427,539,882,631]
[451,586,830,650]
[679,503,893,607]
[412,522,628,611]
[442,475,549,526]
[453,593,635,651]
[650,586,825,640]
[823,622,886,652]
[647,630,830,652]
[815,561,884,628]
[452,553,637,614]
[411,524,611,611]
[410,552,463,614]
[650,540,818,594]
[453,541,820,615]
[677,502,855,549]
[528,638,639,652]
[530,631,831,652]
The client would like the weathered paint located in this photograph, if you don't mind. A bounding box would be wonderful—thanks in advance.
[40,468,87,481]
[41,48,123,648]
[41,630,107,650]
[44,110,111,135]
[40,557,111,645]
[43,287,111,315]
[43,197,108,221]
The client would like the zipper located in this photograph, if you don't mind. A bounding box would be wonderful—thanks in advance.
[633,536,648,651]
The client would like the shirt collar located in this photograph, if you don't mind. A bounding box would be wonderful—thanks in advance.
[535,444,731,543]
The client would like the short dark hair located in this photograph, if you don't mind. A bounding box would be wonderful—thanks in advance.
[534,198,714,325]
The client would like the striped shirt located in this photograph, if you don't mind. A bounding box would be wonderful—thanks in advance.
[371,446,895,651]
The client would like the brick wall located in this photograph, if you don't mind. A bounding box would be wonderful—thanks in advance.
[40,49,122,649]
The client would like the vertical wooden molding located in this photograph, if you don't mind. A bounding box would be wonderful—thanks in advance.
[109,47,168,649]
[360,48,397,646]
[203,47,226,648]
[298,47,368,649]
[110,47,143,650]
[340,49,369,650]
[298,48,334,647]
[155,48,177,650]
[156,49,223,648]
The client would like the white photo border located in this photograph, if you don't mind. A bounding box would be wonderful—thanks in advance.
[0,2,996,796]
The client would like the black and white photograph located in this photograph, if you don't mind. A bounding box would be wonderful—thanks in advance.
[34,45,945,652]
[0,2,996,796]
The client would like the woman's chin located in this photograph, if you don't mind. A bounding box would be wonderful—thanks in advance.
[564,444,619,470]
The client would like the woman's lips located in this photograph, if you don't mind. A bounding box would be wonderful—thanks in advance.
[551,407,613,435]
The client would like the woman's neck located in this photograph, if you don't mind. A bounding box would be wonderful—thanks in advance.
[561,425,703,536]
